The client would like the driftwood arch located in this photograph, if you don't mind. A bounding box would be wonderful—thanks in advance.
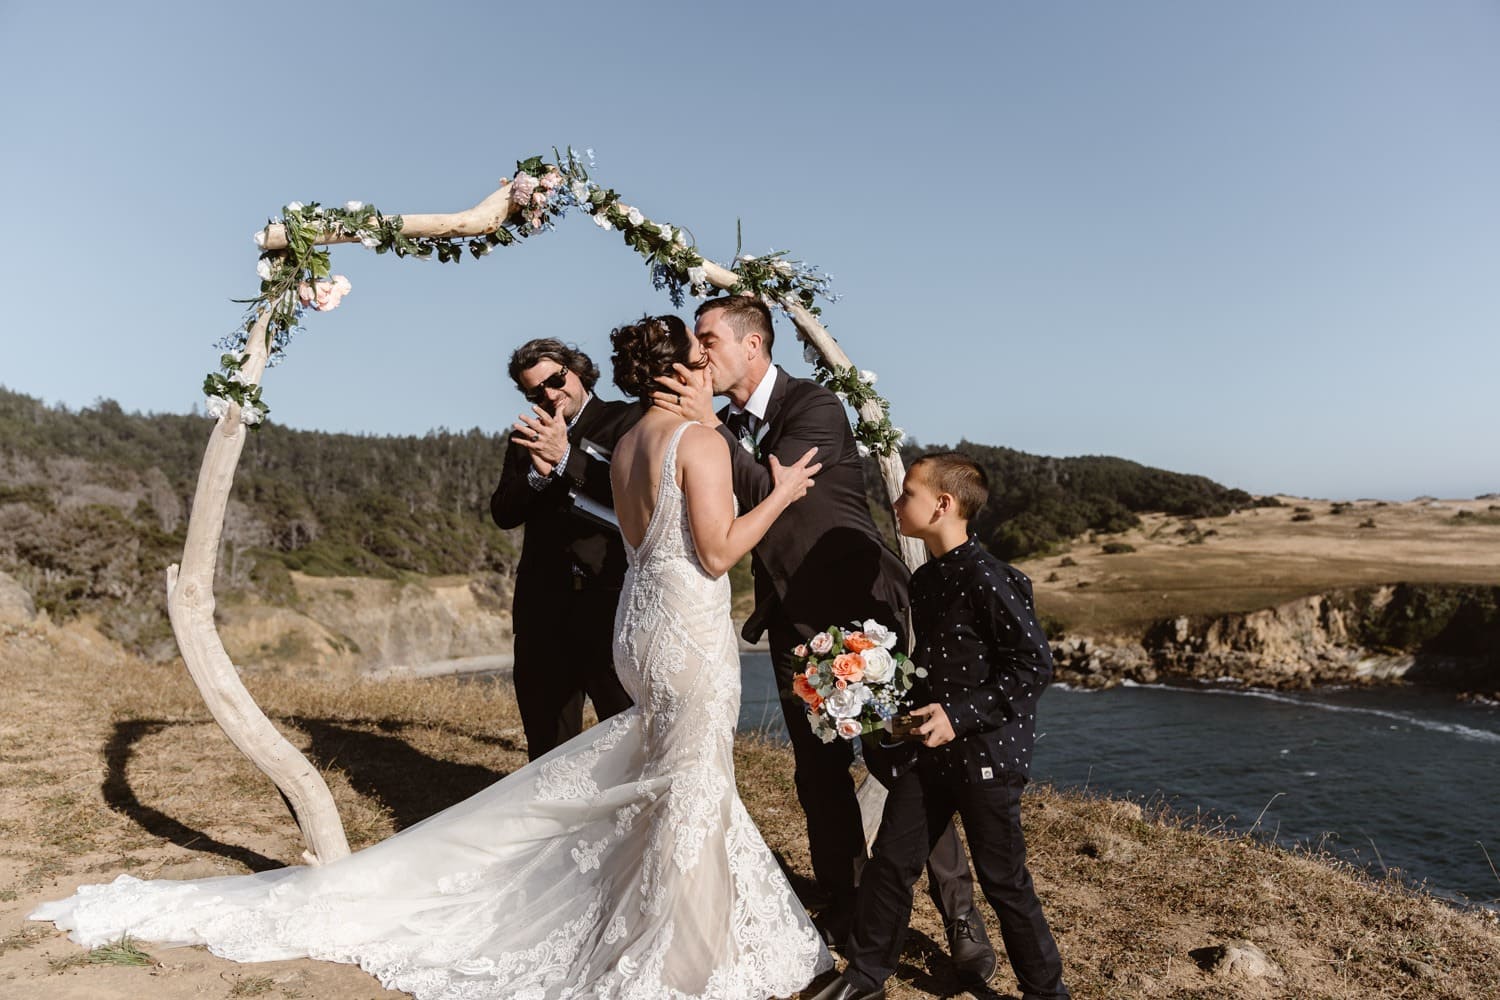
[172,174,923,865]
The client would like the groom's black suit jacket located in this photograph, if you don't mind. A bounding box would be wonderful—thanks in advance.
[717,367,910,646]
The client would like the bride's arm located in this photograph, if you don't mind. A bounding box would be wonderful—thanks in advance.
[678,425,818,577]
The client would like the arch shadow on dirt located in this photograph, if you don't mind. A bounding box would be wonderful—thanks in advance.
[103,717,529,871]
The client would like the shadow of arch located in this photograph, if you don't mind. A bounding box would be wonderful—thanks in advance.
[103,719,284,873]
[290,717,523,832]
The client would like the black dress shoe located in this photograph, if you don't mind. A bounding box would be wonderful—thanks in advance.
[807,975,886,1000]
[947,912,998,985]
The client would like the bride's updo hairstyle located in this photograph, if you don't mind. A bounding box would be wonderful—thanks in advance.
[610,314,706,400]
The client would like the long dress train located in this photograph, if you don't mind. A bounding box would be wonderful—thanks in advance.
[30,421,831,999]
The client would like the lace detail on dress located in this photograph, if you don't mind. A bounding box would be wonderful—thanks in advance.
[30,419,831,999]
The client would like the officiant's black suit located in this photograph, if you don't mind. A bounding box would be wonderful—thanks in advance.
[491,397,641,759]
[717,366,979,929]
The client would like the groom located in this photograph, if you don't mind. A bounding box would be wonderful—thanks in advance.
[658,296,996,976]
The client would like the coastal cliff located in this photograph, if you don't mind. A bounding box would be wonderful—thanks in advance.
[1051,583,1500,692]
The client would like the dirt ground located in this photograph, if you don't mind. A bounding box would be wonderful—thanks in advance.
[2,613,1497,998]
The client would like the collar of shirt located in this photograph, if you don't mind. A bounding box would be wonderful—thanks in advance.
[727,365,777,424]
[566,393,592,431]
[934,535,981,566]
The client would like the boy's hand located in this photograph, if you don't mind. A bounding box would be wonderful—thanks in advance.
[910,703,955,747]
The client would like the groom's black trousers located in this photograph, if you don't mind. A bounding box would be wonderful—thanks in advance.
[768,623,976,923]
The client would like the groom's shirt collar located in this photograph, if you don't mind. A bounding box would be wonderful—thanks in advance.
[729,365,778,424]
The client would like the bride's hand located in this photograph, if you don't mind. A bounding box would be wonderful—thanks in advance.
[769,447,821,503]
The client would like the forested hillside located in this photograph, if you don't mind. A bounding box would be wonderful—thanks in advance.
[0,387,1255,655]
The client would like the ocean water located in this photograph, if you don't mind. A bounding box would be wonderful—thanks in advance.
[736,652,1500,909]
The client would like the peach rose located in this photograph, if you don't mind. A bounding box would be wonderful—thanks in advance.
[792,674,822,710]
[836,718,862,739]
[831,652,865,684]
[793,644,809,658]
[843,632,876,653]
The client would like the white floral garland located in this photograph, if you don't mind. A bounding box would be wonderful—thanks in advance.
[213,149,904,453]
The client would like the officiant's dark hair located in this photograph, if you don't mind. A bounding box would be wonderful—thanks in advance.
[911,452,990,519]
[508,338,601,391]
[694,296,775,358]
[609,314,707,399]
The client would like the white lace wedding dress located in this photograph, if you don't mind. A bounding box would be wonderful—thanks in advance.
[31,422,831,999]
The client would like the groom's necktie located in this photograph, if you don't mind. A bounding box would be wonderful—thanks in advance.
[726,410,758,448]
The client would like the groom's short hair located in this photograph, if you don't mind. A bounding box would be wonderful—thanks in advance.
[911,452,990,520]
[508,338,601,391]
[694,296,774,359]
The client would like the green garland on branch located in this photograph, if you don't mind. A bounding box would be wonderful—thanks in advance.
[211,149,901,453]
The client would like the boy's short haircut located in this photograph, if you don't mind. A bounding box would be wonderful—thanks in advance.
[912,452,990,519]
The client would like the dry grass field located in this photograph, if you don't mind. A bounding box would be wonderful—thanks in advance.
[1015,496,1500,638]
[2,616,1497,999]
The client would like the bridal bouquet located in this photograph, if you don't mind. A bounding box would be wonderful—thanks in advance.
[789,619,926,743]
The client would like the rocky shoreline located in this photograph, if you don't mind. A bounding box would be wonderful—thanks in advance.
[1051,583,1500,697]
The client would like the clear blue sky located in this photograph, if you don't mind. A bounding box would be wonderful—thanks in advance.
[2,1,1496,500]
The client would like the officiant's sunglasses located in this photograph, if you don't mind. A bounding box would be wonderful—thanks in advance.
[522,367,570,404]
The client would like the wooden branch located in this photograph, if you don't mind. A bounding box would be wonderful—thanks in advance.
[256,185,518,251]
[166,309,350,866]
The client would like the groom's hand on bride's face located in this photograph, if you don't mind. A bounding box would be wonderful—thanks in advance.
[650,364,717,425]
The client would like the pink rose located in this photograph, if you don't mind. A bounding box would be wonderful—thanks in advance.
[509,172,539,206]
[540,168,563,190]
[296,282,315,307]
[809,632,834,655]
[793,644,809,659]
[531,191,548,208]
[836,718,862,739]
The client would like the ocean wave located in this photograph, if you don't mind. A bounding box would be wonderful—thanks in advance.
[1119,682,1500,745]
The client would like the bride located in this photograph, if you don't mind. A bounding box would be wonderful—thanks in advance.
[31,314,833,1000]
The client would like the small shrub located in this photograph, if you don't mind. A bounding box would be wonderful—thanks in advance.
[1101,542,1136,554]
[1291,513,1315,523]
[1293,506,1311,513]
[1045,571,1060,583]
[1076,580,1092,589]
[1358,518,1377,529]
[1059,556,1077,567]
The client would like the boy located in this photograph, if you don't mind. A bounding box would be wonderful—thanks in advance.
[811,453,1070,1000]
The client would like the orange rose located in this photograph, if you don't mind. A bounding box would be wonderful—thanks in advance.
[831,652,865,683]
[843,632,876,653]
[792,674,823,711]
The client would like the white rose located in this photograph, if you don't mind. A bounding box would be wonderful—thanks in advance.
[893,427,906,442]
[836,718,863,739]
[360,233,379,249]
[675,229,688,245]
[861,646,896,684]
[859,369,878,385]
[345,200,364,211]
[862,619,899,649]
[626,206,644,227]
[687,265,707,287]
[286,200,303,212]
[809,632,834,655]
[239,403,264,426]
[255,258,272,280]
[658,224,673,242]
[593,213,614,231]
[204,395,230,419]
[825,683,870,719]
[570,180,590,201]
[856,442,871,458]
[252,230,266,248]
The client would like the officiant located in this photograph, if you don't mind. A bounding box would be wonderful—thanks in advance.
[491,338,641,759]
